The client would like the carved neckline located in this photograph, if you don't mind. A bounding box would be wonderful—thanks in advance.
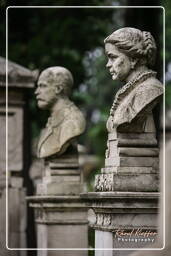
[109,70,156,117]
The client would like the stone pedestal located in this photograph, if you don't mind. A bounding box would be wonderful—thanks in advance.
[82,130,160,254]
[0,57,37,253]
[28,148,88,254]
[36,151,83,196]
[29,195,88,256]
[95,132,159,193]
[82,191,159,255]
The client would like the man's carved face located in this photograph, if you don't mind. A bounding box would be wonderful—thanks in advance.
[35,71,57,110]
[105,43,132,82]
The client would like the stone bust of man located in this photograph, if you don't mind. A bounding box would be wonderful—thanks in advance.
[35,66,86,158]
[104,27,163,133]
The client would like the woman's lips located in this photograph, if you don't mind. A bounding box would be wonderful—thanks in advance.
[110,70,115,75]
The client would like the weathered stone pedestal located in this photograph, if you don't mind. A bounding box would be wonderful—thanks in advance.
[82,191,159,255]
[34,151,88,253]
[36,152,84,196]
[82,131,160,255]
[95,132,159,192]
[0,57,36,253]
[29,195,88,255]
[28,150,88,255]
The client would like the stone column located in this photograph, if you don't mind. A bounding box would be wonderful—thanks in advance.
[82,27,163,255]
[0,57,37,254]
[27,67,88,255]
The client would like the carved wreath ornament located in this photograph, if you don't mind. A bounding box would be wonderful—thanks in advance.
[95,174,114,191]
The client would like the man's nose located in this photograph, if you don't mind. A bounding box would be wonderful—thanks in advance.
[35,87,40,95]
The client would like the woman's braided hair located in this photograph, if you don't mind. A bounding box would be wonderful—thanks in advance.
[104,27,156,67]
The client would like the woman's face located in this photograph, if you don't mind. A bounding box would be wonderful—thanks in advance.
[105,43,132,82]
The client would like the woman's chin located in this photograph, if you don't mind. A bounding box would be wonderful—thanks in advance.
[111,74,118,81]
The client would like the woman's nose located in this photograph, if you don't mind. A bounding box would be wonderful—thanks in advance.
[106,59,111,68]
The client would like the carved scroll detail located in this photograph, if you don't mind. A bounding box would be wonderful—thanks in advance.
[96,213,111,226]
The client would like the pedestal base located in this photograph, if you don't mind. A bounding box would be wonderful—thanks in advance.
[82,191,160,254]
[0,179,27,255]
[27,195,88,256]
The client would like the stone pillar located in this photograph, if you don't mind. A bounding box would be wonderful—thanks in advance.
[29,149,88,255]
[0,57,37,253]
[82,27,163,255]
[27,67,88,255]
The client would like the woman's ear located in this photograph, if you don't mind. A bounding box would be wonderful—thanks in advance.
[55,84,63,95]
[130,58,138,70]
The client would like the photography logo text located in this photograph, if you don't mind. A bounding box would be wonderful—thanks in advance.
[114,228,157,243]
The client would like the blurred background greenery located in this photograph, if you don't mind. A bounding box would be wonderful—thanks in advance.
[1,0,170,253]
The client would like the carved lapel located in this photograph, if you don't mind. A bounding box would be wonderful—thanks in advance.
[37,104,73,157]
[37,126,53,155]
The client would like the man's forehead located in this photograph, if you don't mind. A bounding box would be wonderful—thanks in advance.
[38,71,56,84]
[37,78,48,85]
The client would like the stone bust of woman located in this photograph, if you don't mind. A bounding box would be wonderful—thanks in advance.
[104,27,163,133]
